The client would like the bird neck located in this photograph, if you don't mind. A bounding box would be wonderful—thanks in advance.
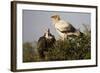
[45,33,49,38]
[54,20,60,26]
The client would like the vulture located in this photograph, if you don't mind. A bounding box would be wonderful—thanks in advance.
[37,28,56,59]
[51,15,83,40]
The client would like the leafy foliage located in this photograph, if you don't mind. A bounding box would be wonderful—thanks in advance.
[23,25,91,62]
[23,34,91,62]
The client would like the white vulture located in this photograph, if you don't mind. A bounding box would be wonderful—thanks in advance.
[37,28,56,59]
[51,15,82,40]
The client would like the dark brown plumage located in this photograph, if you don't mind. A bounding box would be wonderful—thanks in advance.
[37,29,56,59]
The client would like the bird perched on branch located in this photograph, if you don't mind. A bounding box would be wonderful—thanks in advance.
[51,15,82,40]
[37,28,56,59]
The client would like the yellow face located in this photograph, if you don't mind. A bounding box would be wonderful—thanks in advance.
[51,18,58,25]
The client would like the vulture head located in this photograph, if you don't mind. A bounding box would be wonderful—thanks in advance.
[51,15,61,25]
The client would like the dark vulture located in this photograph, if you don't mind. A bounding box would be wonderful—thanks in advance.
[37,29,56,59]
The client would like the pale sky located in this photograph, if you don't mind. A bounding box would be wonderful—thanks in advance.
[23,10,91,43]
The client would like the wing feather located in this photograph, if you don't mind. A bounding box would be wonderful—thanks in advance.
[55,20,76,33]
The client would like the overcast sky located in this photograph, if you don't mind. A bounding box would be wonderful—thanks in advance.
[23,10,91,43]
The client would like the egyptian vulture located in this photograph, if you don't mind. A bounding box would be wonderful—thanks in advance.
[51,15,82,40]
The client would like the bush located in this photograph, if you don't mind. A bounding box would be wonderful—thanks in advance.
[23,31,91,62]
[45,33,91,61]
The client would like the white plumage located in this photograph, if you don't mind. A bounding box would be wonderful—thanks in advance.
[54,20,70,39]
[51,15,81,40]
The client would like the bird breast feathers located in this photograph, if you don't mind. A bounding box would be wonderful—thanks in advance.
[55,20,70,31]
